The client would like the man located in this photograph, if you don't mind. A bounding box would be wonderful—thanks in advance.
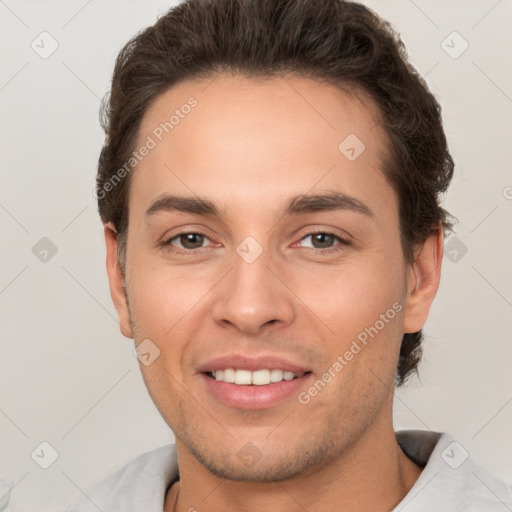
[73,0,512,510]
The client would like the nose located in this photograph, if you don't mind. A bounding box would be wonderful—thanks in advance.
[211,247,296,335]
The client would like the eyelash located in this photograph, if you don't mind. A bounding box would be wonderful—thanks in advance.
[161,230,350,255]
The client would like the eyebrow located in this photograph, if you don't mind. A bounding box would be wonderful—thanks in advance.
[145,191,374,219]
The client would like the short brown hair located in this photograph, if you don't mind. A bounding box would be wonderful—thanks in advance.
[96,0,454,385]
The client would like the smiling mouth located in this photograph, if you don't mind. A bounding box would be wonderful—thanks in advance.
[205,369,311,385]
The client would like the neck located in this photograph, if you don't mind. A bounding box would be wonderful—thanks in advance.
[165,418,422,512]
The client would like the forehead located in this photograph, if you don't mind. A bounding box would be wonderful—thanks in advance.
[130,73,395,222]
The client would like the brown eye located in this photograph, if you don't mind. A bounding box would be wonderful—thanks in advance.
[310,233,336,249]
[165,232,208,250]
[176,233,205,249]
[297,231,349,253]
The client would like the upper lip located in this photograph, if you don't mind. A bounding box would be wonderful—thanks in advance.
[197,354,310,374]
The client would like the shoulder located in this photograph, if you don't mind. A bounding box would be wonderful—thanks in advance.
[70,444,178,512]
[396,430,512,511]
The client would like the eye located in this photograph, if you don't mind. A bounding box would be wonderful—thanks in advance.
[163,231,212,251]
[161,230,349,254]
[297,231,349,252]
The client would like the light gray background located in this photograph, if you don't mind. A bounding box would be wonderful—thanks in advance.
[1,0,511,510]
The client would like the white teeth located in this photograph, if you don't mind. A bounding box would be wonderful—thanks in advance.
[234,369,252,385]
[211,368,303,385]
[269,369,284,382]
[252,369,270,386]
[223,368,235,383]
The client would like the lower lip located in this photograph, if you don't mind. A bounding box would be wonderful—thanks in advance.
[200,373,312,410]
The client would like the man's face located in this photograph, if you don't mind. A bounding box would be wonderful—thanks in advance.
[111,74,418,481]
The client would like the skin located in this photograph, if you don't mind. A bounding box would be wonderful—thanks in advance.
[104,73,443,511]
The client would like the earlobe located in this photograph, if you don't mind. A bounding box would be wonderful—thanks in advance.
[104,223,133,339]
[403,228,444,334]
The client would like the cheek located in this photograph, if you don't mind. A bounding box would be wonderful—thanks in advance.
[292,252,405,344]
[289,250,406,401]
[128,254,208,328]
[126,253,227,375]
[297,264,404,414]
[127,267,201,411]
[125,263,179,351]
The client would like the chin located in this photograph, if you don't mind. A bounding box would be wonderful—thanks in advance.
[185,437,335,483]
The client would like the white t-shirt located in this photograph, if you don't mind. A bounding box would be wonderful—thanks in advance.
[71,430,512,511]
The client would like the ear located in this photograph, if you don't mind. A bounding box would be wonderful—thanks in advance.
[104,223,133,338]
[403,228,443,334]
